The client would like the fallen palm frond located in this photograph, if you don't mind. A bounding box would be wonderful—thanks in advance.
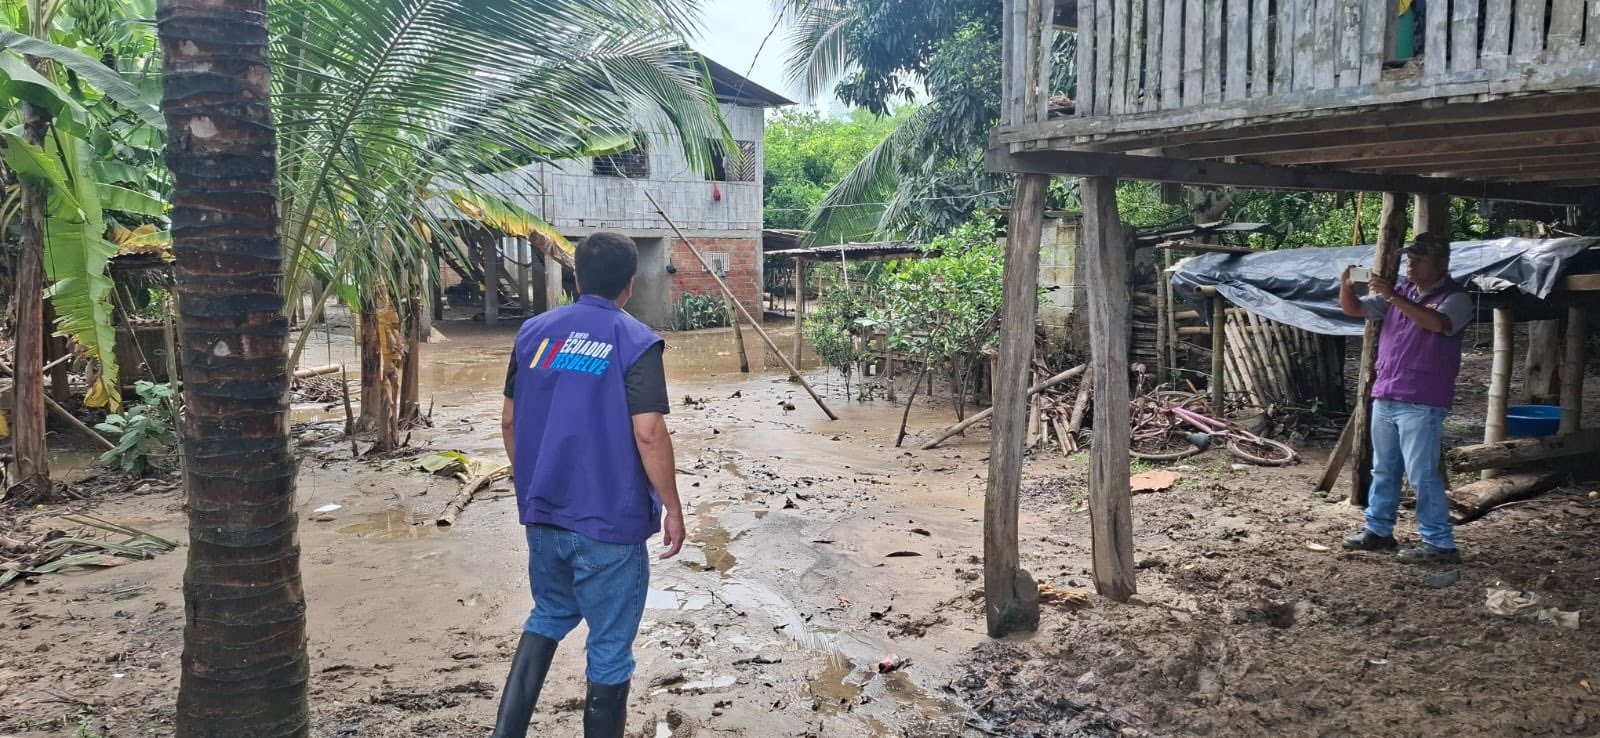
[436,463,514,527]
[0,514,177,590]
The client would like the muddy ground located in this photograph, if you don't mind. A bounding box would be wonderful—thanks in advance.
[2,321,1598,738]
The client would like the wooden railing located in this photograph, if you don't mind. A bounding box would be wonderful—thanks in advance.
[1073,0,1600,118]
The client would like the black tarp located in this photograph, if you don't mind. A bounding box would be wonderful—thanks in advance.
[1170,237,1599,337]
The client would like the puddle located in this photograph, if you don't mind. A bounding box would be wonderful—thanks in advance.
[337,506,437,540]
[808,653,863,713]
[661,326,821,382]
[48,450,103,483]
[645,589,711,611]
[722,462,748,480]
[691,501,739,576]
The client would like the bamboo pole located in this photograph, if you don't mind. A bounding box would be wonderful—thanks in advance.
[641,191,837,420]
[293,364,342,380]
[1156,262,1171,382]
[1484,307,1515,479]
[1560,306,1586,433]
[1210,293,1227,409]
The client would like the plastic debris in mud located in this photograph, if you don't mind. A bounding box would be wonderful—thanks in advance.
[1485,587,1581,629]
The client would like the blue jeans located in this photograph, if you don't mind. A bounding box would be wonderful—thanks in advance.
[1365,399,1455,549]
[522,525,649,685]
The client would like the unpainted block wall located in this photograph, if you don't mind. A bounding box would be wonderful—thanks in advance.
[669,237,761,318]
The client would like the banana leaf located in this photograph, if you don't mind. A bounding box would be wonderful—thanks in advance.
[443,188,574,268]
[0,29,166,129]
[0,53,88,135]
[37,134,121,409]
[96,183,167,217]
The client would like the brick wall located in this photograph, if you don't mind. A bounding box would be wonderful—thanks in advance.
[669,237,761,317]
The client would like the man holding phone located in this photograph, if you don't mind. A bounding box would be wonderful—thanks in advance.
[1337,232,1475,563]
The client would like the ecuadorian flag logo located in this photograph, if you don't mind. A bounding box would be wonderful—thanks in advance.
[531,331,615,376]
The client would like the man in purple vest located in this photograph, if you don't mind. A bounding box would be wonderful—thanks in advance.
[492,232,685,738]
[1338,232,1474,564]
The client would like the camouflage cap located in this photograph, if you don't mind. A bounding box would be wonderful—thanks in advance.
[1402,232,1451,260]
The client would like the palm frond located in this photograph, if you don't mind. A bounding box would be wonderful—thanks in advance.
[268,0,729,330]
[782,1,858,103]
[804,106,931,245]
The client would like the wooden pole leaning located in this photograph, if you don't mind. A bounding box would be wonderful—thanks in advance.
[641,190,837,420]
[1350,192,1409,506]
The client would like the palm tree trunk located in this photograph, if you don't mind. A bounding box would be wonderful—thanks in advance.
[11,92,52,502]
[157,2,309,736]
[357,297,380,433]
[398,291,422,428]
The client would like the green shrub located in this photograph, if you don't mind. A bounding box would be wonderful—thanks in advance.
[670,292,730,331]
[95,381,180,477]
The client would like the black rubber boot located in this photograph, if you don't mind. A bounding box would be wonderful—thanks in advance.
[490,633,559,738]
[582,680,631,738]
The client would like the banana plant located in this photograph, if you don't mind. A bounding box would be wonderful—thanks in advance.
[1,20,168,411]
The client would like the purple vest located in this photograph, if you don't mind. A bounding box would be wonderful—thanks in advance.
[1371,279,1466,409]
[511,295,664,544]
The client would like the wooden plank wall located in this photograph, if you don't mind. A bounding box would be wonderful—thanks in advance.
[1072,0,1600,117]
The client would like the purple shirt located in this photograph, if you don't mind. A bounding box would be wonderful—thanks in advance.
[1365,278,1473,409]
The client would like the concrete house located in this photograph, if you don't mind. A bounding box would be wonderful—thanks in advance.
[479,57,793,330]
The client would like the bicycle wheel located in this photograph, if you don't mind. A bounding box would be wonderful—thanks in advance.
[1227,436,1298,466]
[1131,434,1203,461]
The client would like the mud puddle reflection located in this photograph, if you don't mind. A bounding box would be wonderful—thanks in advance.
[337,506,438,540]
[688,501,741,576]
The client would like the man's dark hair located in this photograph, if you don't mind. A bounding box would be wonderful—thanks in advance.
[575,232,638,299]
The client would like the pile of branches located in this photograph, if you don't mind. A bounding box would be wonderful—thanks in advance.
[1026,359,1093,456]
[292,374,352,404]
[0,514,177,590]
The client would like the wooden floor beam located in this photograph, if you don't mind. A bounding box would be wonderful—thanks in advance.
[1259,129,1600,168]
[1001,90,1600,152]
[1082,175,1137,602]
[987,147,1590,205]
[1172,113,1600,160]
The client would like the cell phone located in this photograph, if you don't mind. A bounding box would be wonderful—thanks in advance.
[1349,266,1371,282]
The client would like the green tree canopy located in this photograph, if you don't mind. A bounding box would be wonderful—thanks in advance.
[763,108,900,231]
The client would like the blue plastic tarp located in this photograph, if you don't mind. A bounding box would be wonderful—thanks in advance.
[1170,237,1598,336]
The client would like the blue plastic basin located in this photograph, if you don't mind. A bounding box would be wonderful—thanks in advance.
[1506,405,1562,437]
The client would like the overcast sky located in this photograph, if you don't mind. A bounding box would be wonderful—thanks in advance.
[692,0,799,102]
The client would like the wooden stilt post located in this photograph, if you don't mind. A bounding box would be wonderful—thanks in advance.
[1083,175,1137,602]
[792,258,807,377]
[1414,193,1451,237]
[544,244,563,312]
[1484,307,1515,479]
[1524,320,1562,404]
[481,232,499,325]
[1560,305,1587,433]
[516,238,531,317]
[984,173,1047,635]
[729,297,750,373]
[1351,193,1409,506]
